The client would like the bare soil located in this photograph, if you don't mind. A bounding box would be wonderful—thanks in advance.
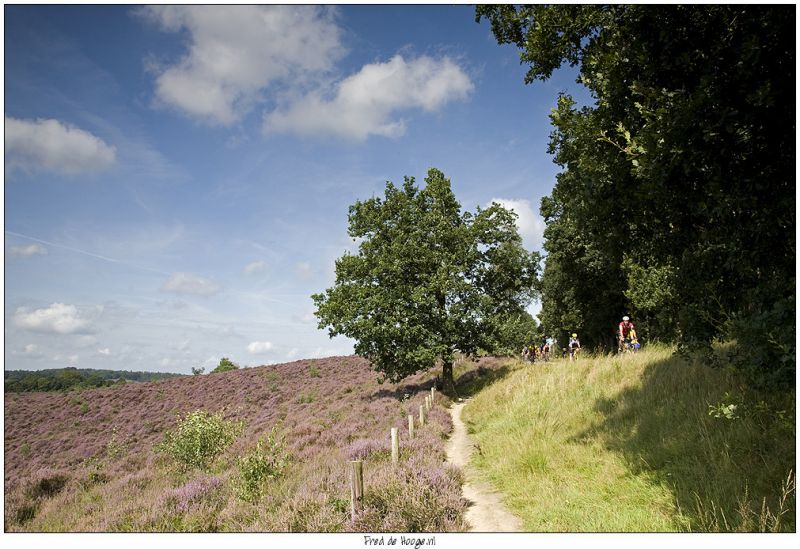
[446,400,524,532]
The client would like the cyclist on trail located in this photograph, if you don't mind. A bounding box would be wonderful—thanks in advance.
[568,333,581,361]
[618,316,637,352]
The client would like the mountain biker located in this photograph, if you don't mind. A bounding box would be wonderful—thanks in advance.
[568,333,581,361]
[618,316,637,352]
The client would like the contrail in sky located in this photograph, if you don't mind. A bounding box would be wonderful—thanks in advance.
[5,230,171,276]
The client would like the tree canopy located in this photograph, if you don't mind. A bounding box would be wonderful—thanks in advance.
[210,358,239,374]
[313,168,540,391]
[477,5,795,385]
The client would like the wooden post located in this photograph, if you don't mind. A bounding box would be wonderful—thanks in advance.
[431,386,435,403]
[391,427,399,464]
[350,460,363,521]
[419,404,425,426]
[426,395,431,411]
[408,414,414,438]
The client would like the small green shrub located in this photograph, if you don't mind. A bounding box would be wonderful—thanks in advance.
[106,427,128,459]
[157,410,244,471]
[235,427,290,502]
[298,391,317,404]
[309,366,321,378]
[82,457,109,487]
[211,358,239,374]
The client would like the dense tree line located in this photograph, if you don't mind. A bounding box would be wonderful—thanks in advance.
[477,5,794,386]
[4,368,184,393]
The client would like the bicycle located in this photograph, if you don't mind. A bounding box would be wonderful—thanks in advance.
[620,337,640,354]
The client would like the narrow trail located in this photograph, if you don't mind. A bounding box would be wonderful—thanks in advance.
[446,400,524,532]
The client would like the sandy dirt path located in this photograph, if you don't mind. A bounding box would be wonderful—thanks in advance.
[446,401,524,532]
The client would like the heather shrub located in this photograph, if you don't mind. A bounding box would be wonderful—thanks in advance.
[26,468,70,499]
[141,475,228,532]
[164,475,225,513]
[5,468,72,529]
[235,427,290,502]
[353,460,467,532]
[157,410,244,470]
[345,438,389,461]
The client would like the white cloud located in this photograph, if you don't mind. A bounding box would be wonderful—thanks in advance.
[161,272,222,296]
[139,5,343,125]
[488,198,546,251]
[98,348,111,356]
[5,116,116,175]
[14,303,96,334]
[12,344,43,358]
[247,341,273,354]
[265,54,473,141]
[286,347,299,359]
[243,260,267,276]
[8,243,48,257]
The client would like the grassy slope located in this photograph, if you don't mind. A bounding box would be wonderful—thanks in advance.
[461,346,796,532]
[5,356,516,532]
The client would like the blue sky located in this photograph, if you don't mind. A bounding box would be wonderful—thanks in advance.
[4,5,592,373]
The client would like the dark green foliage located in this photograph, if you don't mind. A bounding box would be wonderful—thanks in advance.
[4,367,184,393]
[477,5,795,384]
[489,311,540,356]
[210,358,239,374]
[235,427,290,502]
[313,168,539,390]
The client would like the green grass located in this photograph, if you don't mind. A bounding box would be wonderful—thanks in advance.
[461,346,795,532]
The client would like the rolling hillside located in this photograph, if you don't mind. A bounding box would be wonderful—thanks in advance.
[4,356,506,532]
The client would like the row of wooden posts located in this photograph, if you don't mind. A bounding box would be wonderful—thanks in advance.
[349,385,437,521]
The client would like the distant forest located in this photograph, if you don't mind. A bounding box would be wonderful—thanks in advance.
[4,367,184,393]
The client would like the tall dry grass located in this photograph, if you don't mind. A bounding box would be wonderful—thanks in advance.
[461,345,795,532]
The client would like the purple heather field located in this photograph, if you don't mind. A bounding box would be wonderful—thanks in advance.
[4,355,508,532]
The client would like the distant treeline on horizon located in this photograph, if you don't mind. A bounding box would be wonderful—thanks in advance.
[4,367,185,393]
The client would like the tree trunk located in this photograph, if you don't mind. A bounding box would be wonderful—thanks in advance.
[441,357,457,397]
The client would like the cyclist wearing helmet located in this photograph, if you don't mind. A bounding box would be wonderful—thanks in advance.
[618,316,637,352]
[568,333,581,361]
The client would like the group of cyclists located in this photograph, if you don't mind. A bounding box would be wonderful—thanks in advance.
[521,316,641,363]
[521,336,556,363]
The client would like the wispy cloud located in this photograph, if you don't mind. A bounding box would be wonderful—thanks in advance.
[294,261,314,280]
[138,5,343,125]
[8,243,48,257]
[161,272,222,297]
[265,55,473,141]
[5,230,171,276]
[243,260,267,276]
[5,116,116,176]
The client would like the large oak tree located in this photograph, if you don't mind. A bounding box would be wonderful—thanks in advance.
[313,168,539,392]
